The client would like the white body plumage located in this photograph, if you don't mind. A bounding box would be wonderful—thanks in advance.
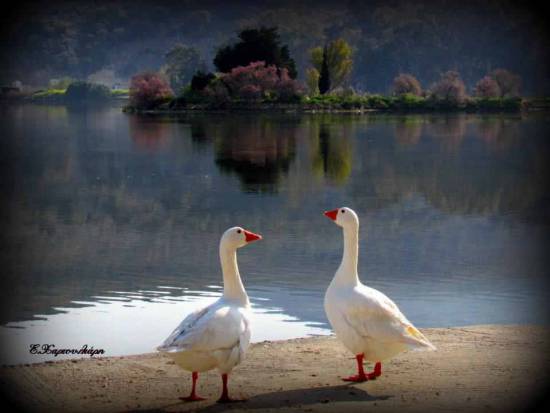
[158,298,252,373]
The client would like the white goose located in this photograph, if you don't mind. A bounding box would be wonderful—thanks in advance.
[157,226,262,402]
[323,207,435,382]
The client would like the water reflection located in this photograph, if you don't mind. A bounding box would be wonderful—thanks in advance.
[1,107,549,363]
[213,117,297,193]
[189,119,212,151]
[424,115,468,152]
[129,116,171,152]
[394,117,423,146]
[311,123,353,184]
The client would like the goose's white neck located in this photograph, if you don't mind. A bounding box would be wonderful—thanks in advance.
[334,224,360,286]
[220,244,249,305]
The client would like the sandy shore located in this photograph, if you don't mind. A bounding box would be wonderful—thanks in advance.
[1,325,549,413]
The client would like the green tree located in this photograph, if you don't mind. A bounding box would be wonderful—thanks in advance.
[306,68,320,96]
[163,44,203,93]
[318,46,331,95]
[65,81,111,102]
[310,39,353,92]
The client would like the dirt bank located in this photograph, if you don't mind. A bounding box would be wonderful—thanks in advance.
[1,325,549,412]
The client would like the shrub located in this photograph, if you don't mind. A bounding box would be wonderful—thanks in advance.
[65,81,111,103]
[203,78,231,103]
[429,71,466,104]
[129,72,174,109]
[306,94,341,107]
[392,73,422,96]
[468,97,522,111]
[275,67,305,102]
[474,76,501,98]
[366,94,392,109]
[332,87,356,98]
[340,95,365,109]
[175,85,206,105]
[394,93,427,110]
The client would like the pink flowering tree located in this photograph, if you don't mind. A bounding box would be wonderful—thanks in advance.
[217,61,304,102]
[392,73,422,96]
[489,69,522,97]
[129,72,174,109]
[430,71,467,104]
[474,76,501,98]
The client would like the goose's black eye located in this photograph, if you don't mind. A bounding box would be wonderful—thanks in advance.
[237,229,242,233]
[341,209,345,213]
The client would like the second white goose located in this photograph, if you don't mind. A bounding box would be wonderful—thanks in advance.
[323,207,435,382]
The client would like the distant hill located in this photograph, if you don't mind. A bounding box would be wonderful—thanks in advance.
[1,0,548,94]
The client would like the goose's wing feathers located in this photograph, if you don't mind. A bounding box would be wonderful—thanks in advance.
[345,287,435,350]
[157,305,211,351]
[158,303,247,353]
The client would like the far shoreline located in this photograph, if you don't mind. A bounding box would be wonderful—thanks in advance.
[5,92,550,115]
[123,97,543,114]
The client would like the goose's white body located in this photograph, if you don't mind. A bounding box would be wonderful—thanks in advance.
[325,282,434,361]
[158,297,251,374]
[157,227,260,401]
[324,208,435,364]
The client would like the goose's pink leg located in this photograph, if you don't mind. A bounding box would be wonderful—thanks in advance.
[342,354,368,382]
[180,372,205,402]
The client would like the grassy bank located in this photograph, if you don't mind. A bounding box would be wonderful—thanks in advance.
[25,86,129,104]
[123,94,541,113]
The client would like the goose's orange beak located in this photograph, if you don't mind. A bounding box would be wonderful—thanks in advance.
[244,230,262,243]
[324,209,338,221]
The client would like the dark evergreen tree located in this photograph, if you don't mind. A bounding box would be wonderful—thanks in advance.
[213,27,297,78]
[191,71,215,91]
[318,45,331,94]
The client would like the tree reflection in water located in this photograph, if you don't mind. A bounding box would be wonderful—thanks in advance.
[394,117,423,147]
[212,117,297,193]
[311,123,353,185]
[129,116,171,152]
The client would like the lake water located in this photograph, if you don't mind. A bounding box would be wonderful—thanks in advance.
[1,104,549,364]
